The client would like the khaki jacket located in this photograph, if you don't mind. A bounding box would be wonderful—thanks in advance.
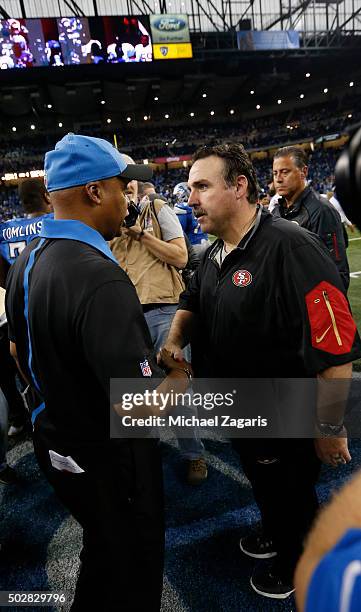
[111,199,185,305]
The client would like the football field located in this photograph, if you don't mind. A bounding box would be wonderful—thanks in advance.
[348,228,361,370]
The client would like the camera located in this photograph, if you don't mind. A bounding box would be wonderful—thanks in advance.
[123,201,140,228]
[335,124,361,230]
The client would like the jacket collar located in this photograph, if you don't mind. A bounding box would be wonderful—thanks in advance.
[39,218,118,265]
[209,204,266,261]
[280,185,312,215]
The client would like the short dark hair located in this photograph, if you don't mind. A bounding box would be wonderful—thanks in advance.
[138,181,155,197]
[273,146,308,169]
[18,178,47,214]
[192,143,259,204]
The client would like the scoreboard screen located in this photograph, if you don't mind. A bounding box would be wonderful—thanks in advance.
[0,16,153,69]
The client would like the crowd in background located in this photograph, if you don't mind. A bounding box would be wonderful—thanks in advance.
[0,92,358,221]
[0,146,340,222]
[0,94,360,176]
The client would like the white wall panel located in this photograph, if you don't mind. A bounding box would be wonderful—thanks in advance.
[1,0,359,32]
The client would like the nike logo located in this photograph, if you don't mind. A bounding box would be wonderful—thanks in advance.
[315,325,332,343]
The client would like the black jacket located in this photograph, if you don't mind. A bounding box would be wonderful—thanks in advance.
[179,208,360,378]
[272,186,350,290]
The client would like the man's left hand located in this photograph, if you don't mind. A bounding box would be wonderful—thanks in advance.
[314,436,351,467]
[124,226,143,241]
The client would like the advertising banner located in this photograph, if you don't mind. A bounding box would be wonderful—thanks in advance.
[150,14,190,44]
[237,30,300,51]
[153,42,192,60]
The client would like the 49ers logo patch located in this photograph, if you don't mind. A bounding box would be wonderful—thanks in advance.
[232,269,252,287]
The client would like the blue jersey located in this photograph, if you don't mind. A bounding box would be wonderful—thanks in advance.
[306,529,361,612]
[174,203,208,246]
[0,213,53,265]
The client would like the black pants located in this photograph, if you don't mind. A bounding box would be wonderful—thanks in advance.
[233,438,321,582]
[0,327,28,428]
[33,435,164,612]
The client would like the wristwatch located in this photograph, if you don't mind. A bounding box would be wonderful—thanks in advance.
[316,421,345,437]
[172,367,192,381]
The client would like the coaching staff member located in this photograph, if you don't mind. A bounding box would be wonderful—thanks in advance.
[164,143,361,599]
[5,134,191,611]
[272,145,350,290]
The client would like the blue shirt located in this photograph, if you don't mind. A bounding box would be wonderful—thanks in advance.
[174,203,208,246]
[0,213,53,265]
[306,529,361,612]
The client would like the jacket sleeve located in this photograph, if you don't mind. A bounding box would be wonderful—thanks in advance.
[279,241,360,374]
[311,202,350,292]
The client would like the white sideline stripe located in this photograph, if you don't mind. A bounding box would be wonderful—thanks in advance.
[350,271,361,279]
[349,237,361,241]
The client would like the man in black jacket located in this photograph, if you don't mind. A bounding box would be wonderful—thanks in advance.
[272,145,349,290]
[5,133,192,611]
[164,143,361,600]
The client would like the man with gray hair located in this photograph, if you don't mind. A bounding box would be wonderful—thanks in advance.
[272,145,349,290]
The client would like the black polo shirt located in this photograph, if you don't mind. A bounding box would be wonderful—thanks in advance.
[272,186,349,290]
[179,207,361,378]
[6,218,162,447]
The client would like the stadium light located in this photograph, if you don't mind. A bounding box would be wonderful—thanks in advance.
[202,93,207,98]
[230,109,235,114]
[154,96,159,101]
[256,104,261,110]
[126,117,131,122]
[349,81,354,87]
[277,99,282,105]
[47,104,52,109]
[30,124,36,130]
[305,72,310,77]
[144,115,148,120]
[190,112,195,117]
[11,126,16,132]
[323,88,328,94]
[348,113,353,118]
[300,94,305,99]
[107,118,112,124]
[165,114,170,119]
[250,90,255,94]
[101,100,106,105]
[210,111,215,116]
[58,122,63,127]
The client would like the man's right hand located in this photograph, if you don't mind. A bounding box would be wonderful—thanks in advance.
[158,347,192,377]
[157,344,184,365]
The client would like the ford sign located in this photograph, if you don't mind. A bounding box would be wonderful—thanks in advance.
[153,17,187,31]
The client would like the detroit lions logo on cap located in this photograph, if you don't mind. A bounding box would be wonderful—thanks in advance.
[232,270,252,287]
[140,358,152,377]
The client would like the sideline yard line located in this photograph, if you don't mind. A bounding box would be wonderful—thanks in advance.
[350,270,361,279]
[349,237,361,242]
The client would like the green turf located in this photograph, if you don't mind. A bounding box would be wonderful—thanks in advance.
[347,228,361,371]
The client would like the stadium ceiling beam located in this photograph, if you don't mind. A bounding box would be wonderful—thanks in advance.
[62,0,86,17]
[191,0,229,31]
[236,0,256,30]
[337,5,361,29]
[265,0,312,30]
[129,0,153,14]
[0,4,10,18]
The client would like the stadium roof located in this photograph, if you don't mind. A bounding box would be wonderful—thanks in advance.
[0,0,360,36]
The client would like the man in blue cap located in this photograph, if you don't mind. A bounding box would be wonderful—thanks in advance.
[5,134,192,611]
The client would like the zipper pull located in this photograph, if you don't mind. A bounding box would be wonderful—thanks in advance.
[322,290,343,346]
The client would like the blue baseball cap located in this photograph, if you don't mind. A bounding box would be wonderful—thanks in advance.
[44,133,152,192]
